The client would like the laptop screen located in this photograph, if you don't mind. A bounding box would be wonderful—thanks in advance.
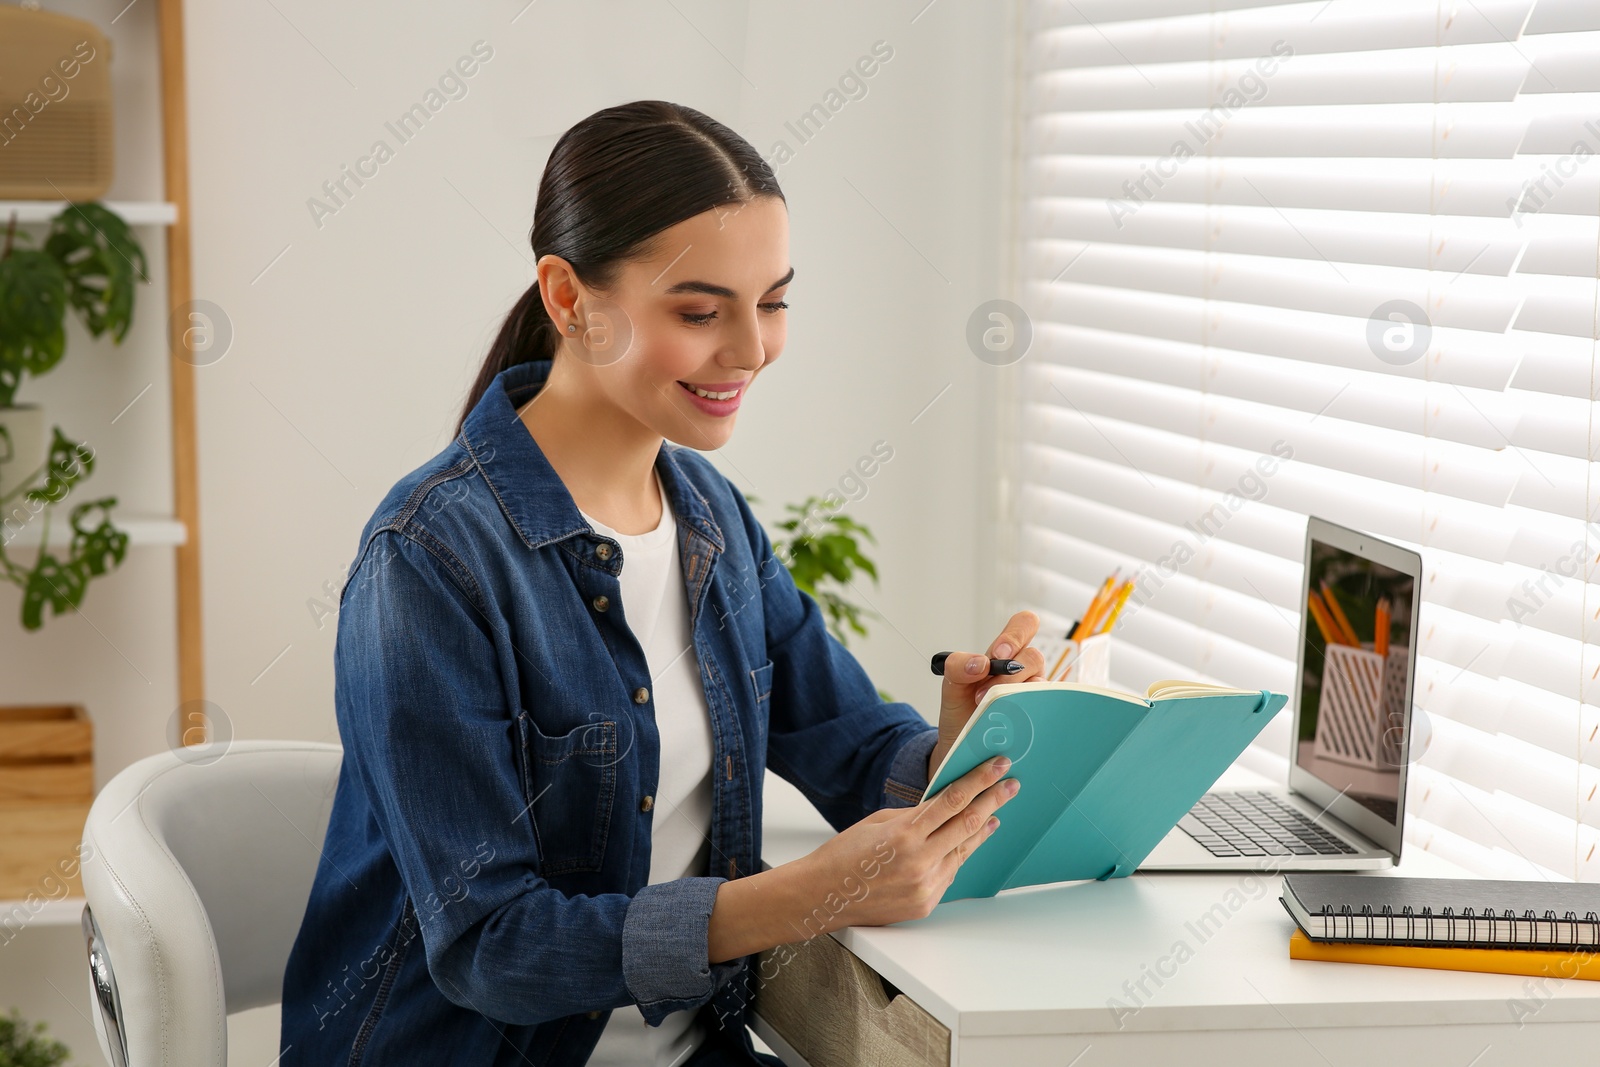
[1296,537,1417,827]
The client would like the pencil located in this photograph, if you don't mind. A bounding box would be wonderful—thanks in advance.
[1096,580,1135,636]
[1047,626,1077,680]
[1068,572,1120,639]
[1074,570,1119,641]
[1320,581,1361,646]
[1375,597,1391,657]
[1307,590,1344,646]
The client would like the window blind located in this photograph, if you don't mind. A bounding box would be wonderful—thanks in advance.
[1012,0,1600,880]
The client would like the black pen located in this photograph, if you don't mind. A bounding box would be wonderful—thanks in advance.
[930,652,1025,677]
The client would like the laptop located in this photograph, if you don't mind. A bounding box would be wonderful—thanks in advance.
[1140,516,1422,872]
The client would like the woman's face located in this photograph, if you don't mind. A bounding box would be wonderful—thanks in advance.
[546,196,791,452]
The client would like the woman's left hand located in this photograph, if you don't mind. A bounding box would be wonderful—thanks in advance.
[928,610,1048,780]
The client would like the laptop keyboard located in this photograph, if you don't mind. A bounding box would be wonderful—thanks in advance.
[1178,791,1359,857]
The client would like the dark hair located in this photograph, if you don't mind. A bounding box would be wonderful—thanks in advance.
[456,100,785,437]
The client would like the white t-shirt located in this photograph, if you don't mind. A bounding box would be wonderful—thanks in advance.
[580,471,716,1067]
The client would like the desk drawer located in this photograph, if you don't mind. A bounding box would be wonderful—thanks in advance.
[754,932,949,1067]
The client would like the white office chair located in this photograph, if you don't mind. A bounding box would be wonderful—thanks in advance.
[78,740,343,1066]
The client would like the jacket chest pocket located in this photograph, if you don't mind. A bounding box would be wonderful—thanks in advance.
[749,659,774,753]
[518,713,618,876]
[749,659,774,706]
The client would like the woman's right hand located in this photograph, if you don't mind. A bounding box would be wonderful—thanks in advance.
[793,753,1020,930]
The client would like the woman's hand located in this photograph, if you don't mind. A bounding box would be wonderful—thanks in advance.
[929,610,1047,779]
[706,612,1047,959]
[790,753,1020,929]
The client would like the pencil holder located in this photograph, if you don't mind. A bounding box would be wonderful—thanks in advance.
[1043,632,1111,687]
[1313,643,1406,769]
[1380,646,1411,765]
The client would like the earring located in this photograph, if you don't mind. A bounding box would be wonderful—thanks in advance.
[567,323,577,333]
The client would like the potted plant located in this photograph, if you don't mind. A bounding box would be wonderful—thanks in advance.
[0,202,145,630]
[748,492,892,701]
[0,1006,69,1067]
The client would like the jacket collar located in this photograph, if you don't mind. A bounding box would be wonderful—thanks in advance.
[457,358,725,553]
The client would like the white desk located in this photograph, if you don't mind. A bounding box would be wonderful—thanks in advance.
[753,766,1600,1066]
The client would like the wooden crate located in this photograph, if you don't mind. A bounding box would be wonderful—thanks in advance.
[0,705,93,899]
[0,801,91,897]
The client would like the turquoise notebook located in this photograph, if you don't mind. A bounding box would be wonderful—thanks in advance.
[922,679,1287,902]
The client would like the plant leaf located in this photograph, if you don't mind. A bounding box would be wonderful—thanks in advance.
[0,250,69,397]
[24,427,94,505]
[70,497,128,576]
[21,551,85,631]
[828,514,877,544]
[45,201,147,342]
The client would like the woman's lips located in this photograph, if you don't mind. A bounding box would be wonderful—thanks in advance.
[676,380,744,416]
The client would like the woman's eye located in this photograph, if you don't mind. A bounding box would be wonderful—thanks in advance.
[679,302,788,327]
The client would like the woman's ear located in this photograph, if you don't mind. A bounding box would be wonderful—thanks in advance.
[535,253,582,326]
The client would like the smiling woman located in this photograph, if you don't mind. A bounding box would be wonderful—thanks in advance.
[280,100,1030,1067]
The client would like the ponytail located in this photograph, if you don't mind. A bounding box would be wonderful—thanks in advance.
[454,99,785,438]
[457,280,555,437]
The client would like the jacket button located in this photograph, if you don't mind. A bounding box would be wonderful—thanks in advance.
[640,794,654,812]
[728,857,737,878]
[633,687,649,704]
[596,543,613,561]
[587,1010,601,1019]
[592,595,609,612]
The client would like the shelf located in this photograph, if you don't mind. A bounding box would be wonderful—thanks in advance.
[4,514,187,548]
[0,201,178,226]
[0,896,83,928]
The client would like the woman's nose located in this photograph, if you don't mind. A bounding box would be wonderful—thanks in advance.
[726,328,768,373]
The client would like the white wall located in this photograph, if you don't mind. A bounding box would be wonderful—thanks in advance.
[2,1,1017,1063]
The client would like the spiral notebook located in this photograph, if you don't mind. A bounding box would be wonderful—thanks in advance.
[1282,873,1600,948]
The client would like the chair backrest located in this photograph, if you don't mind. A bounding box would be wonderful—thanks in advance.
[80,740,343,1066]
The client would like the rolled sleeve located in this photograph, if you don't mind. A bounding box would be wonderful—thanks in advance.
[622,878,746,1021]
[883,726,940,807]
[336,527,737,1028]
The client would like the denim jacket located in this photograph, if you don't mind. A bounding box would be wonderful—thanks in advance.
[280,358,941,1065]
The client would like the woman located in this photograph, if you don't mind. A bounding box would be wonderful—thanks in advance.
[281,99,1041,1067]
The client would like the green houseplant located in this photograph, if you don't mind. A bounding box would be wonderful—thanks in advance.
[0,1007,69,1067]
[0,203,145,631]
[746,491,892,701]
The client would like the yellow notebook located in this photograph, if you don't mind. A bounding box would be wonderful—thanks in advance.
[1289,928,1600,981]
